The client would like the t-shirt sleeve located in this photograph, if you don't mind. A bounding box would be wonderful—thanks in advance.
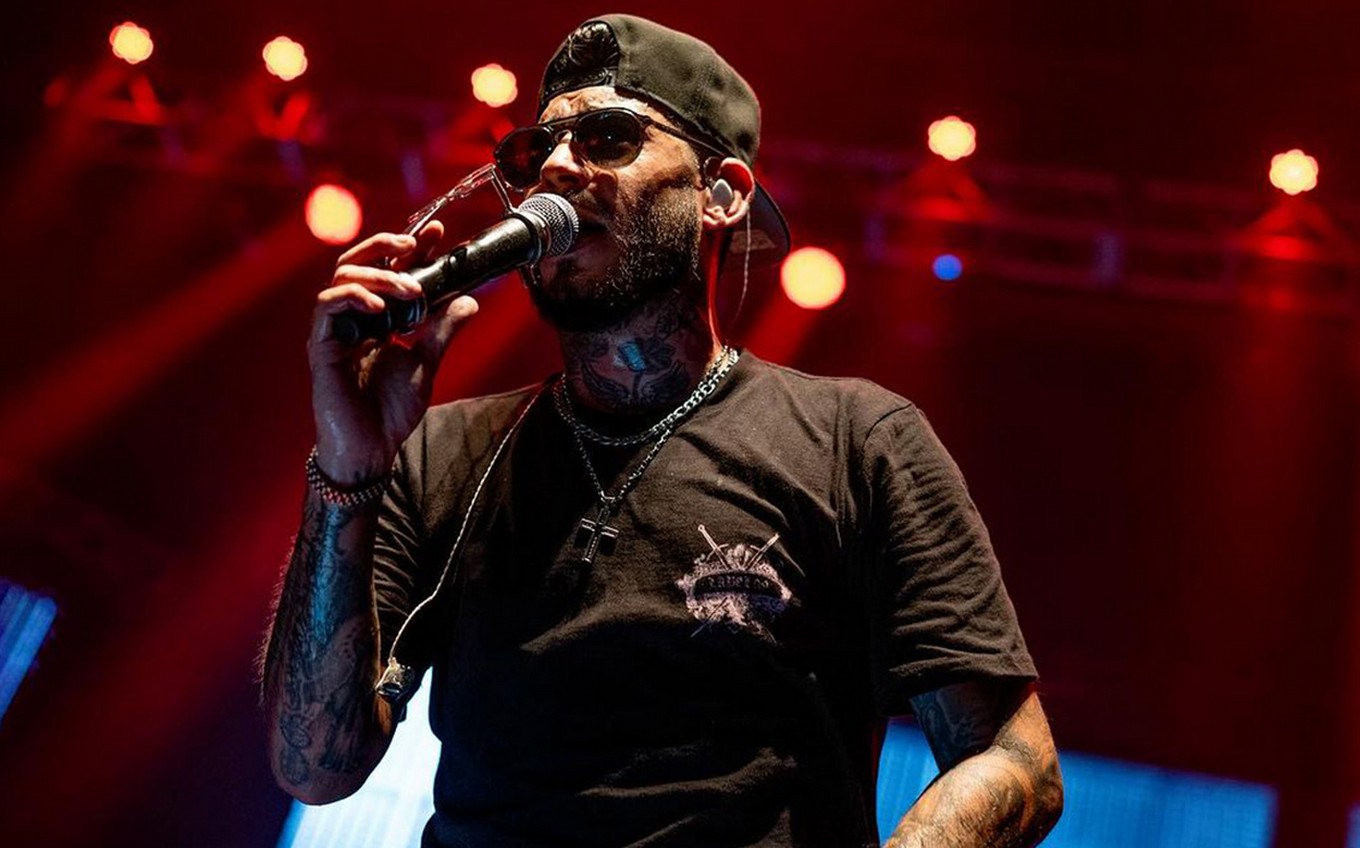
[858,404,1036,716]
[373,444,426,666]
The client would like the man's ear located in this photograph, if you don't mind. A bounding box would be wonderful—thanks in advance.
[702,157,755,232]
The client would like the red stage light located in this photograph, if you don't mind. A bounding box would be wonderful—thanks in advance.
[263,36,308,82]
[927,116,977,161]
[471,63,518,107]
[781,247,846,310]
[109,21,153,66]
[306,184,362,245]
[1269,149,1318,196]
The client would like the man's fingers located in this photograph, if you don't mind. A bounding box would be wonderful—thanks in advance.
[413,295,479,359]
[335,232,417,268]
[316,283,386,315]
[332,265,423,299]
[417,219,446,256]
[390,220,446,271]
[310,283,389,348]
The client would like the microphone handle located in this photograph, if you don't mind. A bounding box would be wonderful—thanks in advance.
[331,215,539,346]
[329,260,444,348]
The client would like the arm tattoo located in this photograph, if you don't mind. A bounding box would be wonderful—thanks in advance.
[262,494,384,790]
[886,686,1063,848]
[912,683,1012,770]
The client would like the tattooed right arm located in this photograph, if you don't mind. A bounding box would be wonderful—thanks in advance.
[264,222,479,802]
[260,486,396,804]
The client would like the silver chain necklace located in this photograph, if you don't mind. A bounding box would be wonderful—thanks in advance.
[553,345,739,447]
[554,346,740,564]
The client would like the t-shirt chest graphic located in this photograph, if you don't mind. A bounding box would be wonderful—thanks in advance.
[450,421,811,663]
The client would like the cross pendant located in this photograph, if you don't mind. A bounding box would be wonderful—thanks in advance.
[573,504,620,565]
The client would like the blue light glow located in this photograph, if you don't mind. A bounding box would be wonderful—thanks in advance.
[278,684,1278,848]
[1348,802,1360,848]
[277,672,438,848]
[932,253,964,281]
[877,722,1276,848]
[0,579,57,725]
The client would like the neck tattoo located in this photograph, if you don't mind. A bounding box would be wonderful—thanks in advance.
[554,345,739,565]
[558,288,714,416]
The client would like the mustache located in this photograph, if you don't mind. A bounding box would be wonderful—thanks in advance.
[556,188,612,230]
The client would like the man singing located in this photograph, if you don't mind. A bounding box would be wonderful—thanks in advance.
[262,14,1063,847]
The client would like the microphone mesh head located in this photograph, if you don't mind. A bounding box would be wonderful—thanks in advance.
[517,193,579,257]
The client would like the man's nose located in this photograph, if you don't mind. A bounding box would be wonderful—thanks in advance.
[538,135,590,194]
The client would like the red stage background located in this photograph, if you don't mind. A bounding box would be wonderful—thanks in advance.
[1,2,1358,846]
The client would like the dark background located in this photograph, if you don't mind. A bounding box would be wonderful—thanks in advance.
[1,2,1358,846]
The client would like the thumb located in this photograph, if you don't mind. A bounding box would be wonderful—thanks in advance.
[412,295,479,361]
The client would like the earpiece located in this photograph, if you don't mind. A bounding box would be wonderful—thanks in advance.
[707,178,735,212]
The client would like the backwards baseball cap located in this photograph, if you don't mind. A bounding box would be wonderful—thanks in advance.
[538,14,790,264]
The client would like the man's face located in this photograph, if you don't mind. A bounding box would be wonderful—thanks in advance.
[524,87,706,333]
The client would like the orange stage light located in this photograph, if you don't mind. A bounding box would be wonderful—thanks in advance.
[1269,149,1318,196]
[471,63,518,108]
[263,36,308,82]
[927,116,977,162]
[109,22,153,66]
[305,184,362,245]
[781,247,846,310]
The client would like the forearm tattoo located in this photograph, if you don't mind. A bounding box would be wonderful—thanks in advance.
[886,689,1063,848]
[261,494,383,789]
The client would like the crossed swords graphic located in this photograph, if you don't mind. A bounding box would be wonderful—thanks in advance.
[696,524,780,564]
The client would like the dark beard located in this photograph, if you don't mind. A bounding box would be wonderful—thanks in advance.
[528,181,702,333]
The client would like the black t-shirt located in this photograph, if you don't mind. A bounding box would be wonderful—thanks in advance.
[373,352,1036,848]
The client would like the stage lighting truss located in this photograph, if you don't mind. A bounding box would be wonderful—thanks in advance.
[41,56,1360,317]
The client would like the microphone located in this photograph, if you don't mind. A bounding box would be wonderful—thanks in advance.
[332,193,579,345]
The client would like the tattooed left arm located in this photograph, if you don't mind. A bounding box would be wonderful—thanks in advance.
[884,681,1063,848]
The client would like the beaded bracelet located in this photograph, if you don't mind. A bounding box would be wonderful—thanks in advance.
[305,448,386,507]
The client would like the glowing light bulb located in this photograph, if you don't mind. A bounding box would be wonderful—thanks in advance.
[781,247,846,310]
[306,184,362,245]
[932,254,964,281]
[927,115,977,161]
[1269,149,1318,196]
[263,36,308,82]
[471,63,518,107]
[109,21,154,65]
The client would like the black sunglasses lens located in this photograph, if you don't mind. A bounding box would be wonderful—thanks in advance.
[494,127,554,188]
[494,111,649,188]
[577,111,646,168]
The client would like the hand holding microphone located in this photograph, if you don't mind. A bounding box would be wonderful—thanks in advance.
[331,193,579,345]
[306,193,579,485]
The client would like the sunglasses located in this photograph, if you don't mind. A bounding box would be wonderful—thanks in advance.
[493,107,725,190]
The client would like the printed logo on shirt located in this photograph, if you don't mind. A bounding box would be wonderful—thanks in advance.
[676,524,791,641]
